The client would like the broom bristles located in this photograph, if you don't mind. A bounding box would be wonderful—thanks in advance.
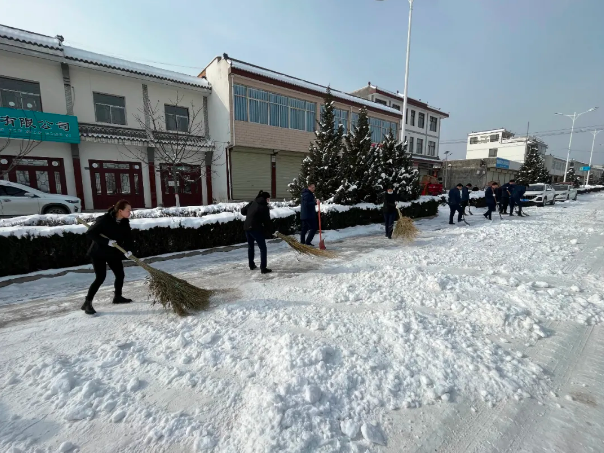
[274,232,337,258]
[393,208,419,242]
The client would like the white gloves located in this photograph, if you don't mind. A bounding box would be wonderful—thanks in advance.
[125,251,133,258]
[108,240,116,247]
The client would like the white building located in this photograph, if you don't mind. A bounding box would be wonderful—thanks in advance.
[466,129,547,163]
[350,83,449,177]
[0,24,219,211]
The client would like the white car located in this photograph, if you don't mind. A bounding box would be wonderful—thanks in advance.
[553,183,578,201]
[523,183,556,206]
[0,180,82,216]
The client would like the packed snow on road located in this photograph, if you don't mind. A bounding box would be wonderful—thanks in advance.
[1,196,604,452]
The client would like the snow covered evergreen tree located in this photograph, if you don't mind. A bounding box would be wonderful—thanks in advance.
[565,162,581,187]
[289,87,343,201]
[334,107,372,204]
[516,143,551,186]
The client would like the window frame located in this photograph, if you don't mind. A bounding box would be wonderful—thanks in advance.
[488,148,498,157]
[418,112,425,129]
[490,134,499,142]
[429,116,438,132]
[416,137,423,154]
[93,92,127,126]
[375,98,387,106]
[428,140,436,156]
[410,110,416,126]
[470,137,478,145]
[164,104,190,132]
[0,75,43,112]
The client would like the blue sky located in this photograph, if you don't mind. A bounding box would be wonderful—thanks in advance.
[4,0,604,164]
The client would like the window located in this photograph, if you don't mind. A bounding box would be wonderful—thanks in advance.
[490,134,499,142]
[410,110,416,126]
[94,93,126,125]
[165,105,189,132]
[418,113,425,129]
[470,137,478,144]
[0,76,42,111]
[428,141,436,156]
[0,185,27,196]
[416,138,423,154]
[430,116,438,132]
[392,103,400,111]
[375,99,387,106]
[369,117,398,143]
[351,112,359,128]
[234,83,314,132]
[488,148,498,157]
[328,107,349,134]
[408,137,414,153]
[234,85,248,121]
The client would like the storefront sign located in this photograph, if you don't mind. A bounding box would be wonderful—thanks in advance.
[579,166,590,171]
[495,157,510,169]
[0,107,80,144]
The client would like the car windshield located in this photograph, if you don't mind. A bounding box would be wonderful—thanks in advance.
[528,185,544,191]
[554,185,568,191]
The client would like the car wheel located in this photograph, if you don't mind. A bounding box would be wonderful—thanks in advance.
[542,198,546,207]
[551,197,556,205]
[44,205,69,215]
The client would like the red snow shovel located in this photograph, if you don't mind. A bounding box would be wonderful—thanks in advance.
[317,199,326,250]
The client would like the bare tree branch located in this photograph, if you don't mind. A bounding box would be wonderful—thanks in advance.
[0,133,43,179]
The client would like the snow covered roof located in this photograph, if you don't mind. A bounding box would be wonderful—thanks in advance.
[79,123,212,148]
[0,24,62,50]
[227,57,402,117]
[369,85,449,118]
[63,46,210,89]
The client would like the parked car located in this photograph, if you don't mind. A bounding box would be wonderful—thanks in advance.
[553,183,578,201]
[523,183,556,206]
[0,180,81,216]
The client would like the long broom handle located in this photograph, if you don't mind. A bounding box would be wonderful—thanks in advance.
[317,200,323,242]
[76,217,135,260]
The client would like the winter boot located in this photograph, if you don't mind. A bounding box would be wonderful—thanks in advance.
[261,268,273,274]
[249,264,258,271]
[81,298,96,315]
[113,295,133,304]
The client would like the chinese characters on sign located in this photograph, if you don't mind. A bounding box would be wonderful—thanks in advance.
[0,107,79,144]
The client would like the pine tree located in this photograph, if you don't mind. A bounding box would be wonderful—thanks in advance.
[565,162,580,187]
[516,143,551,186]
[334,107,372,204]
[289,87,343,201]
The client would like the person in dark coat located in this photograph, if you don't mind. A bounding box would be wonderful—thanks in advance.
[484,182,499,220]
[82,200,134,315]
[383,187,397,239]
[511,183,526,217]
[461,183,472,215]
[500,181,512,214]
[300,183,318,246]
[448,183,464,225]
[241,190,273,274]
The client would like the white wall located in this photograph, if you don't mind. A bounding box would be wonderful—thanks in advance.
[203,57,232,202]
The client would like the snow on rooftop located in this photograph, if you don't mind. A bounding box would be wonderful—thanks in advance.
[0,24,61,49]
[230,60,402,116]
[63,46,210,89]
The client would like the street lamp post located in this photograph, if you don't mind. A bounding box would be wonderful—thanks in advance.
[376,0,414,147]
[443,150,451,188]
[587,129,602,186]
[554,107,598,182]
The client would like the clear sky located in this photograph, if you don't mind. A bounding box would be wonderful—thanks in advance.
[4,0,604,165]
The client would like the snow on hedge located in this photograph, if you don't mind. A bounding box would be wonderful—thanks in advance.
[0,196,441,238]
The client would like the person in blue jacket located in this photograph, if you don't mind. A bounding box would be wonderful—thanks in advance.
[484,182,499,220]
[511,182,526,217]
[300,183,318,245]
[448,183,464,225]
[461,183,472,215]
[500,181,512,214]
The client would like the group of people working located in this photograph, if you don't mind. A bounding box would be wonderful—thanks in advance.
[448,180,527,224]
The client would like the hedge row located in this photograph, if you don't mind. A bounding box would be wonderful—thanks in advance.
[0,200,439,277]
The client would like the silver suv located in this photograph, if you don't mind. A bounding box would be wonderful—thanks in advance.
[0,180,81,216]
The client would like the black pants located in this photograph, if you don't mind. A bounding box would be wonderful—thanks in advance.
[86,255,125,300]
[300,219,317,245]
[449,205,463,223]
[246,230,267,269]
[509,199,522,214]
[384,212,397,238]
[500,198,509,213]
[485,202,496,220]
[461,200,469,213]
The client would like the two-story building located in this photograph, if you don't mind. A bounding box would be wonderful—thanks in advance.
[201,55,403,201]
[0,24,215,210]
[350,83,449,177]
[466,128,548,163]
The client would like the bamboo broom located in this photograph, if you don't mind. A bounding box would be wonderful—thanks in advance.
[274,232,337,258]
[77,218,212,316]
[392,208,419,242]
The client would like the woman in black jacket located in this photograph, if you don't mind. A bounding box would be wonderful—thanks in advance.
[383,187,397,239]
[82,199,134,315]
[241,190,273,274]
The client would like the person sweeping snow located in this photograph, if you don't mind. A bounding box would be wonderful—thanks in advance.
[484,182,499,220]
[383,187,397,239]
[241,190,273,274]
[300,183,318,246]
[82,200,134,315]
[448,184,464,225]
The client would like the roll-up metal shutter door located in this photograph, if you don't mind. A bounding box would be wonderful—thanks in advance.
[276,154,304,199]
[231,149,271,201]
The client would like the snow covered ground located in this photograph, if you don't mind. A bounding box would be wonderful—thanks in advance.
[1,196,604,452]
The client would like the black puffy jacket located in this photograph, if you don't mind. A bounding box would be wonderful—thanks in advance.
[86,208,133,259]
[241,197,273,236]
[383,192,397,214]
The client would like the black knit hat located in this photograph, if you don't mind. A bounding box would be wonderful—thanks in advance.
[257,190,270,199]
